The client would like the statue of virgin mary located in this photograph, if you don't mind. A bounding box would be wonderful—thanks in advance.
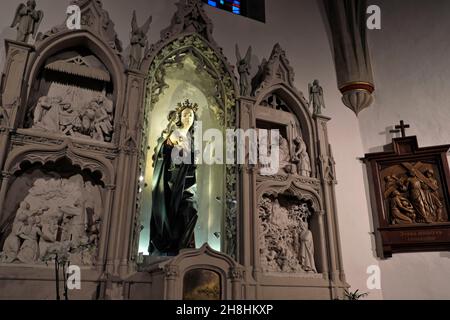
[149,100,199,256]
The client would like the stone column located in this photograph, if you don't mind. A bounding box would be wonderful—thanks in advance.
[229,267,243,300]
[237,97,260,299]
[164,265,179,300]
[0,41,34,179]
[107,70,146,277]
[1,40,34,127]
[314,114,347,298]
[0,171,11,223]
[317,210,330,280]
[0,128,10,172]
[97,184,116,271]
[237,98,256,267]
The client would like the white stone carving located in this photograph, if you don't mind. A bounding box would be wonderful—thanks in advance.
[292,136,312,177]
[259,195,317,273]
[0,174,103,265]
[32,93,114,143]
[276,136,295,175]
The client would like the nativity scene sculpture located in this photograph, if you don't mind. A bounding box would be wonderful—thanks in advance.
[31,93,114,142]
[149,100,199,256]
[11,0,44,43]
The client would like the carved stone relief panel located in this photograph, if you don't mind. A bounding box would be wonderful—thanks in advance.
[258,194,317,274]
[255,108,312,178]
[24,51,115,143]
[0,163,104,266]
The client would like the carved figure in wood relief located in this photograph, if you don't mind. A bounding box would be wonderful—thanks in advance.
[404,169,433,223]
[423,169,445,222]
[389,190,416,225]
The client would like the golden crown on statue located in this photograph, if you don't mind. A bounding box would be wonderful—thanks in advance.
[176,99,199,114]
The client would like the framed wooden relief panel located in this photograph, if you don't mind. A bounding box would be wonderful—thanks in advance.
[363,132,450,258]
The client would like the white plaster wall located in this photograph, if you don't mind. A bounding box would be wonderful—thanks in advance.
[0,0,382,299]
[361,0,450,300]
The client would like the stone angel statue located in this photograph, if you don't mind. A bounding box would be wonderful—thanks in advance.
[129,10,152,70]
[309,80,326,115]
[11,0,44,43]
[236,45,252,96]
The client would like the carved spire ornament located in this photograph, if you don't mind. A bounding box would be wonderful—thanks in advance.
[251,43,297,96]
[129,10,152,70]
[36,0,123,55]
[160,0,217,46]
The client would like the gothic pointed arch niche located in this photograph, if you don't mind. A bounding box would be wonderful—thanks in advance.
[137,32,238,258]
[255,83,318,179]
[0,142,113,266]
[20,30,126,145]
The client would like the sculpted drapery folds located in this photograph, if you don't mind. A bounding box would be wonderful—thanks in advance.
[309,80,325,115]
[423,169,446,222]
[149,100,199,256]
[292,136,312,177]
